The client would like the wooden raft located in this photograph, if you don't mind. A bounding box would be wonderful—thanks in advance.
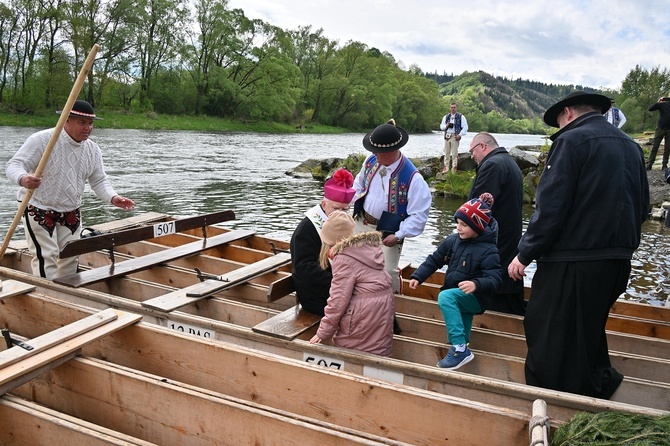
[141,252,292,312]
[54,229,255,288]
[59,210,235,258]
[0,308,142,396]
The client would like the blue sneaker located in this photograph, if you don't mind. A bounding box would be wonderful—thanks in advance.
[437,346,474,370]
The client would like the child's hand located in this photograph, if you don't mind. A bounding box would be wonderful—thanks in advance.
[310,335,323,344]
[408,279,419,289]
[458,280,476,294]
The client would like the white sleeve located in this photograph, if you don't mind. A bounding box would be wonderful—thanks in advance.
[618,110,627,128]
[396,174,432,240]
[459,115,468,136]
[439,115,448,131]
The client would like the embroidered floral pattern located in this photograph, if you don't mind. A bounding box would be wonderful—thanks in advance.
[27,205,80,237]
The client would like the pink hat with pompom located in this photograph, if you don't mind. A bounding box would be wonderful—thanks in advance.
[324,169,355,203]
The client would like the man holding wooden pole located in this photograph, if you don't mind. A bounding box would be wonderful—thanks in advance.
[5,100,135,279]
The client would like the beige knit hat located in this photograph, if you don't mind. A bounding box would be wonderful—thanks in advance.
[321,211,355,245]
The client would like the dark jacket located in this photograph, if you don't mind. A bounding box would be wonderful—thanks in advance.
[290,216,331,315]
[469,147,524,297]
[517,112,650,265]
[649,100,670,130]
[411,220,502,311]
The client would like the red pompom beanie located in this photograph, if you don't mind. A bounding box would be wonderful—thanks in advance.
[324,168,355,203]
[454,193,494,235]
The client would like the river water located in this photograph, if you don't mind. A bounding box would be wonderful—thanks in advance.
[0,126,668,307]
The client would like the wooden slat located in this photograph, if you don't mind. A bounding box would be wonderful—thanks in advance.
[141,253,291,312]
[252,304,321,340]
[89,212,168,233]
[0,308,118,369]
[0,310,142,395]
[54,229,255,288]
[60,210,235,258]
[0,279,35,300]
[266,274,295,302]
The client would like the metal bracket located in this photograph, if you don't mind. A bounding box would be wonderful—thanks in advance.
[194,268,226,283]
[269,242,290,255]
[1,328,34,351]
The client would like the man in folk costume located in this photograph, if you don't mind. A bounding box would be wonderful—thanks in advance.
[440,102,468,173]
[353,119,432,295]
[290,168,356,316]
[6,100,135,280]
[603,98,626,129]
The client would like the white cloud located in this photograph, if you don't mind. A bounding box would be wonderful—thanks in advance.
[228,0,670,89]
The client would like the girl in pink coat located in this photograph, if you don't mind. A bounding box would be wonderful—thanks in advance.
[310,211,395,356]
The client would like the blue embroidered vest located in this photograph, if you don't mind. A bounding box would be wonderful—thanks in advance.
[612,108,621,127]
[353,154,418,219]
[444,112,462,136]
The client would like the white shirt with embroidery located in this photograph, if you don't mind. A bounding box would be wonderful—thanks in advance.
[6,128,117,212]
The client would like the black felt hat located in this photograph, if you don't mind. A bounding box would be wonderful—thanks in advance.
[543,91,610,128]
[57,100,102,120]
[362,119,409,153]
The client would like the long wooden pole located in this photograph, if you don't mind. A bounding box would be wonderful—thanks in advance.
[0,44,100,261]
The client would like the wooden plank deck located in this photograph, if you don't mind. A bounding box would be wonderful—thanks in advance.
[54,229,255,288]
[141,253,291,312]
[59,210,235,258]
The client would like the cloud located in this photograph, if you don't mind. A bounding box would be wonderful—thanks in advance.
[228,0,670,89]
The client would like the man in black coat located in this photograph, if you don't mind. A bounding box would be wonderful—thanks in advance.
[468,132,525,315]
[290,169,356,316]
[508,91,650,399]
[646,96,670,170]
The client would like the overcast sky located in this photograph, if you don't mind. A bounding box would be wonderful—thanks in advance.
[227,0,670,90]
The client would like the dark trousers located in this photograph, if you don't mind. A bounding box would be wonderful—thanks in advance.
[647,126,670,169]
[524,259,630,399]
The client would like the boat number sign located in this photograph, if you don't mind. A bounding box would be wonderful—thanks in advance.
[153,221,177,238]
[303,353,344,370]
[165,318,215,339]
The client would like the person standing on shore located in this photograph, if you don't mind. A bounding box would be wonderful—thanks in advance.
[646,96,670,170]
[468,132,525,315]
[6,100,135,280]
[440,103,468,173]
[508,91,649,399]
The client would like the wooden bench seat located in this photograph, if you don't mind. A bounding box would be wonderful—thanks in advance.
[142,252,291,312]
[252,305,321,340]
[54,229,255,288]
[60,210,235,258]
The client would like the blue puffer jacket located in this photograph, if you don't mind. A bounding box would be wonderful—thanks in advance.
[411,220,502,311]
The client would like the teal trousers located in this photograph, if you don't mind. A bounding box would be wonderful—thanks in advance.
[437,288,483,346]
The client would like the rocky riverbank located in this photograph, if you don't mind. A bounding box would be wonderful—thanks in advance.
[287,141,669,206]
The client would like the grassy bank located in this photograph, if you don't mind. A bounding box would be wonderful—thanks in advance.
[0,109,351,134]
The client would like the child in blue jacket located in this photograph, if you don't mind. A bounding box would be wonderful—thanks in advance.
[409,193,501,370]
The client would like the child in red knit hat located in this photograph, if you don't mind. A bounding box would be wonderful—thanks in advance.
[408,193,502,370]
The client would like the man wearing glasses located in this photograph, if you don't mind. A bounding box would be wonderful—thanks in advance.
[467,133,525,315]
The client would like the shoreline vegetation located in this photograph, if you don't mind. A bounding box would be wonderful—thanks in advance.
[0,109,353,134]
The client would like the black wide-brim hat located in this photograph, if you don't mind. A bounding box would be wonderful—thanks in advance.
[543,91,610,128]
[56,99,102,120]
[362,119,409,153]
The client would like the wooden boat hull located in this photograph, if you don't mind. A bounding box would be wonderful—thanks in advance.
[1,213,668,444]
[1,289,530,445]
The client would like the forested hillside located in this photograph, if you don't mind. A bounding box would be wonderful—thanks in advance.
[1,0,667,134]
